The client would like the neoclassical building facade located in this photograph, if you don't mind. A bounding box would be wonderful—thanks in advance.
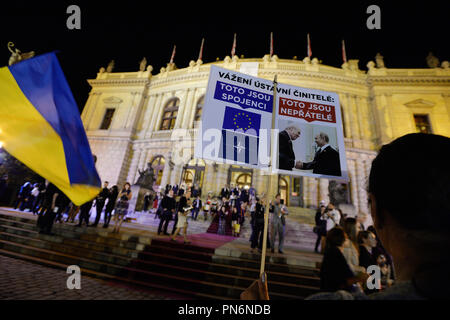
[81,54,450,215]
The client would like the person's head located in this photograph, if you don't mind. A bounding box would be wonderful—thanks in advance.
[325,227,347,250]
[343,217,361,245]
[368,133,450,276]
[314,132,329,147]
[326,203,335,211]
[186,191,191,198]
[104,181,109,188]
[275,193,281,204]
[377,254,387,266]
[123,182,131,190]
[168,189,174,197]
[111,185,118,193]
[256,197,260,203]
[358,231,377,248]
[286,125,301,140]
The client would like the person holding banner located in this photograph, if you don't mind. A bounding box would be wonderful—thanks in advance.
[297,132,342,176]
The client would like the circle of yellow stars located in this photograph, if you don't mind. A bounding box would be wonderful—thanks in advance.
[233,113,252,130]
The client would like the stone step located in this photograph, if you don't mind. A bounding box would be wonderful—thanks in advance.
[0,210,321,299]
[0,222,318,286]
[0,212,320,268]
[0,238,314,299]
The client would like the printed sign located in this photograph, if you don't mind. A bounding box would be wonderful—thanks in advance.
[273,83,348,181]
[195,65,273,168]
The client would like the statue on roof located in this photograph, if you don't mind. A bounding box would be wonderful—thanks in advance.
[426,52,439,68]
[375,53,385,68]
[106,60,115,73]
[139,57,147,71]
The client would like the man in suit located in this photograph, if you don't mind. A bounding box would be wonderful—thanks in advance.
[158,189,176,235]
[278,126,303,171]
[220,185,230,199]
[297,132,341,176]
[192,195,202,220]
[91,181,110,227]
[269,193,287,254]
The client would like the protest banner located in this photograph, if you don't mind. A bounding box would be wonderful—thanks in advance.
[272,83,348,181]
[195,65,274,169]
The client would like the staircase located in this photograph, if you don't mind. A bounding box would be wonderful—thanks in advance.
[0,209,321,299]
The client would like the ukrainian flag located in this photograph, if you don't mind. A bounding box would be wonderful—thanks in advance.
[0,52,101,205]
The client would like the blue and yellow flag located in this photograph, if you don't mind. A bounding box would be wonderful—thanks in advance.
[0,52,101,205]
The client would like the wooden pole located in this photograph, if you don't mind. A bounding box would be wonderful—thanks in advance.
[259,75,278,276]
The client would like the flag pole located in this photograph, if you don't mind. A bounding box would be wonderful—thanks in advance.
[259,74,278,277]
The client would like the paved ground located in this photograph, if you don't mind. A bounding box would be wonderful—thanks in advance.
[0,255,188,300]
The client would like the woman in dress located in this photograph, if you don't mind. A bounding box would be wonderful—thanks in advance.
[112,183,132,233]
[171,192,192,244]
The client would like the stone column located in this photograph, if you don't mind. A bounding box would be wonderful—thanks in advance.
[174,90,189,129]
[352,94,363,142]
[144,94,162,137]
[348,158,359,213]
[148,93,166,135]
[215,164,228,194]
[86,92,102,130]
[184,89,198,129]
[160,160,172,189]
[309,177,319,208]
[81,92,95,123]
[126,147,142,184]
[138,94,156,134]
[442,93,450,123]
[347,93,360,143]
[318,178,329,204]
[356,158,369,214]
[302,177,311,207]
[358,96,372,144]
[373,94,393,145]
[339,93,352,139]
[202,165,216,195]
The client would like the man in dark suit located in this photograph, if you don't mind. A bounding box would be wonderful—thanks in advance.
[158,189,176,235]
[91,181,110,227]
[298,132,341,176]
[220,185,230,199]
[192,195,202,220]
[278,126,302,170]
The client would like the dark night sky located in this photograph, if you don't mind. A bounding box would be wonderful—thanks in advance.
[1,1,449,112]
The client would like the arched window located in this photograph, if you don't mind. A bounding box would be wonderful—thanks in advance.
[193,95,204,128]
[151,155,165,186]
[160,98,179,130]
[236,173,252,189]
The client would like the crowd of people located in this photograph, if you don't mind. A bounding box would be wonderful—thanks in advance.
[4,133,449,300]
[7,179,131,235]
[307,133,450,300]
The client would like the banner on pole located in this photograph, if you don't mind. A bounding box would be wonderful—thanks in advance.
[196,65,348,181]
[272,82,348,181]
[195,65,273,169]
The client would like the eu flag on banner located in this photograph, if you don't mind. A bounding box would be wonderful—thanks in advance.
[219,106,261,165]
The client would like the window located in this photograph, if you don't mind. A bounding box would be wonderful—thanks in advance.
[193,96,205,128]
[159,98,179,130]
[100,108,115,130]
[414,114,432,134]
